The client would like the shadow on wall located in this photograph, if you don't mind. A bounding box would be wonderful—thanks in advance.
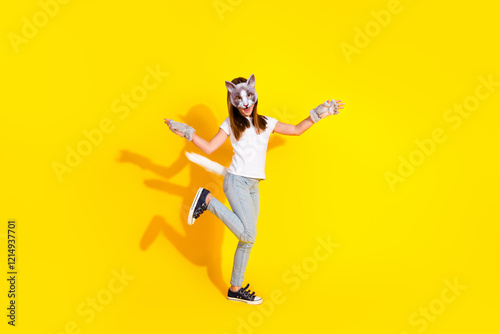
[117,103,285,297]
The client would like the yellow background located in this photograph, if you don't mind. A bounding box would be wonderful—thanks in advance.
[1,0,499,333]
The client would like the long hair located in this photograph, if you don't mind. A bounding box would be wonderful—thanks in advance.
[227,76,268,141]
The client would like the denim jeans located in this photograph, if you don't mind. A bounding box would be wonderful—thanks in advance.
[207,172,261,287]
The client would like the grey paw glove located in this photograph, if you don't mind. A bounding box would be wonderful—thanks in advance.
[167,119,196,141]
[310,99,339,123]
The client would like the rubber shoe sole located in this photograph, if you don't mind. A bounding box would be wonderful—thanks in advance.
[227,296,263,305]
[188,187,205,225]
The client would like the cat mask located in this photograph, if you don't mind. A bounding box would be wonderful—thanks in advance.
[225,74,258,110]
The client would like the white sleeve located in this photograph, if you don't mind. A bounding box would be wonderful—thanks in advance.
[219,117,231,135]
[266,116,279,134]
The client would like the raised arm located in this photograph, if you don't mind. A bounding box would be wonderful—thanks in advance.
[273,99,345,136]
[191,129,228,155]
[165,118,228,155]
[273,116,315,136]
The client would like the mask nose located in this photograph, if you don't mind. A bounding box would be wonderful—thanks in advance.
[244,103,249,108]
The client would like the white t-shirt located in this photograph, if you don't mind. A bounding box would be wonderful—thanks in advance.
[219,115,279,180]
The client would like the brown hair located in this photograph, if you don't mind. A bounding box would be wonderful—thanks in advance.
[227,76,268,141]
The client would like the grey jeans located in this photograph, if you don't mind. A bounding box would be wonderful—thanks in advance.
[207,172,260,286]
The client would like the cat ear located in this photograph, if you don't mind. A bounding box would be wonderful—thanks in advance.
[225,81,236,93]
[247,74,256,88]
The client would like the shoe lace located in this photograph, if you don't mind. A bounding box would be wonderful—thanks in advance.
[239,284,256,300]
[193,202,207,219]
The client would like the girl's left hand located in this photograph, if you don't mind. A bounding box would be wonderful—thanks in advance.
[320,99,345,119]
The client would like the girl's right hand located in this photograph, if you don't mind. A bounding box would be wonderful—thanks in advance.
[164,118,184,138]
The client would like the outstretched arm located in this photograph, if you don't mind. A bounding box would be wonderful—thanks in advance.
[164,118,228,155]
[273,116,315,136]
[273,99,345,136]
[191,130,228,155]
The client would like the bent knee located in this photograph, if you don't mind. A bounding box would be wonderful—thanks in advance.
[239,232,256,244]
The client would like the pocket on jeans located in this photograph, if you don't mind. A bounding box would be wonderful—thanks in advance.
[223,172,232,192]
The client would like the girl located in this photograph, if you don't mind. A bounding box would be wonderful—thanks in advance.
[165,74,344,305]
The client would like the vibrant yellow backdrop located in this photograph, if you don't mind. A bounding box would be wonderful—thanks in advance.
[2,0,499,333]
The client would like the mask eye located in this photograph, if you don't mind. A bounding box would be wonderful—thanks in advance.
[247,93,252,98]
[236,96,241,100]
